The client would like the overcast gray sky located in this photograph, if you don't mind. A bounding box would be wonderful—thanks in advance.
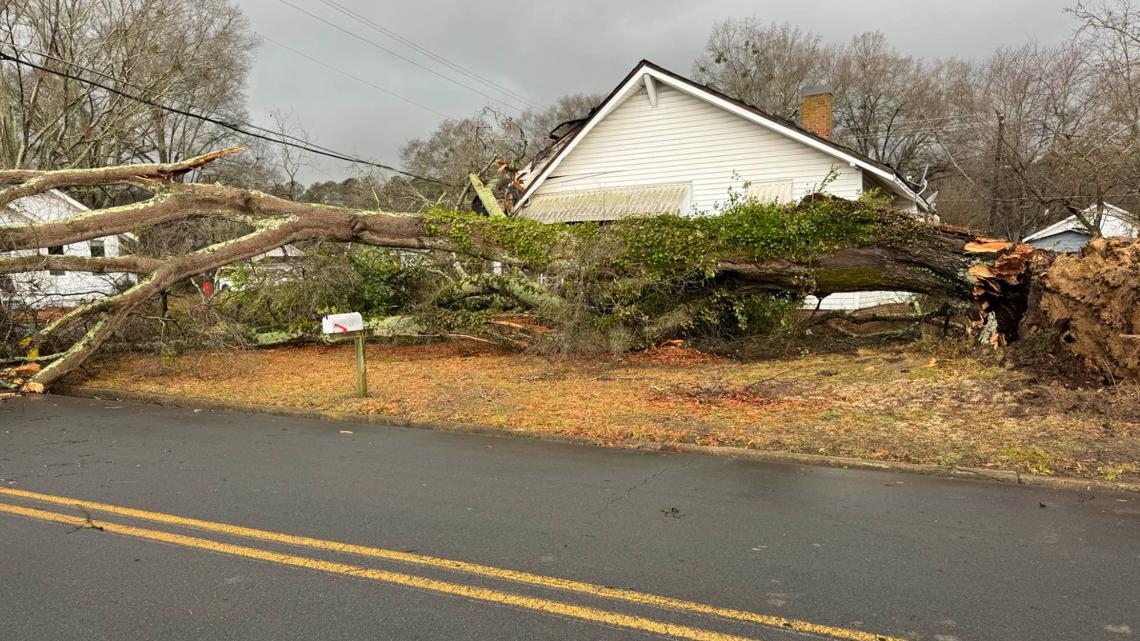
[238,0,1077,182]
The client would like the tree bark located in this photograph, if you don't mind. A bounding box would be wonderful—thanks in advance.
[0,254,162,274]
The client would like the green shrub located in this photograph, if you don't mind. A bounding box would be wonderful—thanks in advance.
[220,245,429,332]
[348,248,422,316]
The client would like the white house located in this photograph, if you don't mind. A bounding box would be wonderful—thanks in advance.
[512,60,932,310]
[1,189,132,308]
[214,243,307,293]
[1023,203,1136,252]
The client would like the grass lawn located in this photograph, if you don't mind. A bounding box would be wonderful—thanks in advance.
[76,343,1140,482]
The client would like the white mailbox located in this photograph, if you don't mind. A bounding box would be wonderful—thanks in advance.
[322,312,364,335]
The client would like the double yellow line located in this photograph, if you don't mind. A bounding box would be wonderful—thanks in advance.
[0,487,903,641]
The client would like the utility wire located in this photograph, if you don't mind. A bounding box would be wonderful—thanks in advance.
[317,0,542,110]
[935,193,1136,203]
[277,0,530,114]
[0,50,457,186]
[5,44,352,159]
[256,34,453,120]
[839,115,1074,139]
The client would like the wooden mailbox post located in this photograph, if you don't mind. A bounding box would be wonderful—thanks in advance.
[322,312,367,398]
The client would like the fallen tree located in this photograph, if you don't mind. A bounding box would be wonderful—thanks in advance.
[2,148,1136,389]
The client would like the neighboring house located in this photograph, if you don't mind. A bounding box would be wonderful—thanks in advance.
[252,244,306,262]
[512,60,933,310]
[1023,204,1136,252]
[0,190,132,308]
[214,244,306,293]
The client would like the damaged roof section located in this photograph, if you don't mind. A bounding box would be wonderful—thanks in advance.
[517,184,688,223]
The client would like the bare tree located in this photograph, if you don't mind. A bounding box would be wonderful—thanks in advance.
[267,109,310,201]
[692,21,969,179]
[0,0,257,173]
[401,114,514,208]
[947,41,1096,239]
[1064,0,1140,226]
[693,20,828,117]
[934,6,1140,240]
[516,93,602,153]
[1070,0,1140,133]
[399,95,601,211]
[827,32,973,180]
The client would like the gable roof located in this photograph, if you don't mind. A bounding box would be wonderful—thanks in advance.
[515,60,930,212]
[2,189,138,242]
[1,189,88,222]
[1023,203,1136,242]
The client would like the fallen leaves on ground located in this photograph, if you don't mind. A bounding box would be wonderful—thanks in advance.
[75,343,1140,482]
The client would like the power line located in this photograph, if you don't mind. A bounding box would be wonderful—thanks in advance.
[0,48,449,184]
[935,193,1137,203]
[255,34,453,120]
[839,117,1090,142]
[841,115,1053,136]
[317,0,543,111]
[277,0,530,114]
[0,50,457,186]
[824,109,1094,140]
[5,44,353,159]
[841,111,998,127]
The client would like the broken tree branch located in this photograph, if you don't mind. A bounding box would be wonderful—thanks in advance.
[0,147,244,206]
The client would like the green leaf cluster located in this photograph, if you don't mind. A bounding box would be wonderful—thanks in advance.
[423,197,899,279]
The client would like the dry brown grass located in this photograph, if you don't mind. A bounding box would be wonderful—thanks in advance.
[76,342,1140,482]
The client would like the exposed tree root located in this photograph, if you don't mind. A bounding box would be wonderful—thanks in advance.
[1031,238,1140,380]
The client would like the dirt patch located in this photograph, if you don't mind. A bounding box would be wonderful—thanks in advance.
[660,378,809,408]
[72,343,1140,482]
[626,344,726,366]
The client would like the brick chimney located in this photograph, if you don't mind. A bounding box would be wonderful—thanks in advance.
[801,86,833,140]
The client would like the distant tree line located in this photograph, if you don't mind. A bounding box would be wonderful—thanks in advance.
[3,0,1140,244]
[692,3,1140,239]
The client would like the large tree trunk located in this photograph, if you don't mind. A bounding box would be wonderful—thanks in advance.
[1,150,1134,388]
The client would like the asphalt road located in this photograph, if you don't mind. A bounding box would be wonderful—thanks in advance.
[0,395,1137,641]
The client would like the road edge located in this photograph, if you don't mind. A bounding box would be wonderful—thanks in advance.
[50,385,1140,495]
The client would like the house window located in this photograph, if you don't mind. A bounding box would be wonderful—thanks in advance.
[747,180,794,204]
[47,245,65,276]
[89,239,105,258]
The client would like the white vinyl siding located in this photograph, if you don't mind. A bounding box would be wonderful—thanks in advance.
[1023,206,1137,252]
[803,291,915,311]
[1025,230,1094,253]
[532,82,863,214]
